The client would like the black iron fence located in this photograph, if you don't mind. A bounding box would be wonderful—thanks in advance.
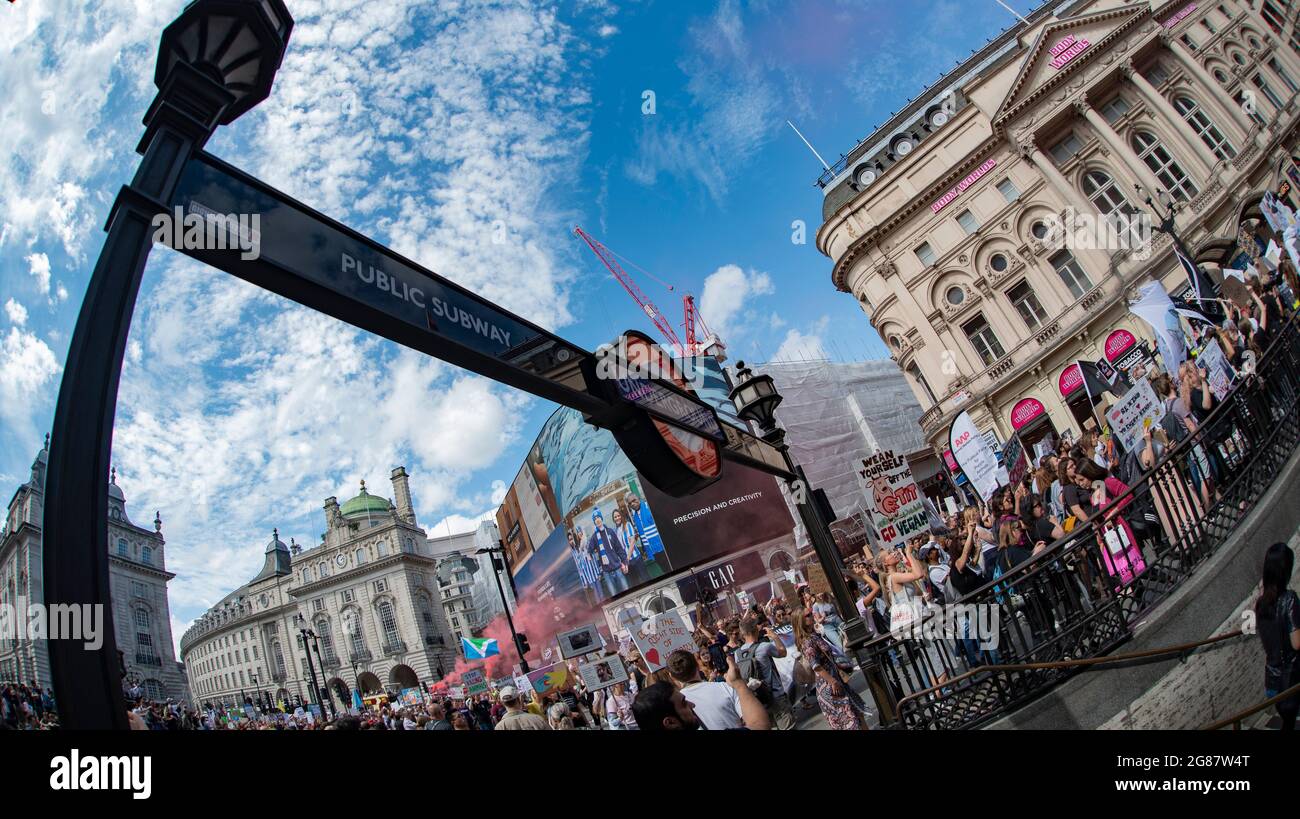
[860,312,1300,730]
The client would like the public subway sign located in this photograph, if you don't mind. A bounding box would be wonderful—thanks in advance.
[1048,34,1091,70]
[931,159,998,214]
[1162,3,1197,29]
[1010,397,1047,431]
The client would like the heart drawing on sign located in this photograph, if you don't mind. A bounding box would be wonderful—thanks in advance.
[644,647,661,666]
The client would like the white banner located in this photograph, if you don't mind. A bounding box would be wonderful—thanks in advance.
[949,411,1000,502]
[857,449,928,551]
[1105,378,1162,452]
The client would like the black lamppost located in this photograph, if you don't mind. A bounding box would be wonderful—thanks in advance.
[294,614,335,720]
[474,545,530,672]
[41,0,294,729]
[729,361,897,725]
[1136,184,1222,310]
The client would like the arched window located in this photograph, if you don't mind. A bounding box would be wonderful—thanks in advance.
[1130,131,1198,201]
[315,618,337,663]
[117,538,128,557]
[646,593,677,615]
[376,540,388,558]
[141,546,152,564]
[1081,169,1131,214]
[272,641,286,678]
[768,551,794,572]
[417,594,436,632]
[1173,96,1236,160]
[1050,250,1094,299]
[318,561,329,578]
[377,600,400,648]
[355,548,366,565]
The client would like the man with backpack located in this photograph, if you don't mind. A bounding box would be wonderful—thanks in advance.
[735,619,795,729]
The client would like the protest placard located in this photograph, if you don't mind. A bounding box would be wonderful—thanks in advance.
[1105,378,1162,452]
[631,610,695,672]
[857,448,928,551]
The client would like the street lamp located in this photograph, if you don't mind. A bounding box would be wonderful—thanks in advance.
[293,613,334,720]
[729,361,897,724]
[41,0,294,729]
[1135,183,1222,311]
[474,545,530,672]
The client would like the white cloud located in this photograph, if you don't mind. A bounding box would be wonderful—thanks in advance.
[4,299,28,326]
[699,263,774,339]
[425,508,498,538]
[772,316,830,362]
[598,24,619,37]
[624,0,781,203]
[0,2,170,256]
[54,282,69,303]
[25,252,51,297]
[0,326,61,446]
[768,312,787,330]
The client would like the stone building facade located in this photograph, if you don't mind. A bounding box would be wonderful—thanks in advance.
[179,467,458,710]
[817,0,1300,456]
[1,438,185,703]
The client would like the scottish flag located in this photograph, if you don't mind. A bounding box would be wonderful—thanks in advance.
[462,637,499,659]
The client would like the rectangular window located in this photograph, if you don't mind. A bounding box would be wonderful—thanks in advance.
[373,578,388,594]
[1253,75,1284,111]
[341,589,355,604]
[1261,1,1285,34]
[1180,33,1198,52]
[1051,251,1094,299]
[1048,131,1083,164]
[313,597,325,612]
[1199,18,1216,36]
[253,645,259,660]
[956,209,980,234]
[1007,282,1049,331]
[996,178,1020,202]
[962,315,1006,366]
[914,241,937,266]
[1269,58,1298,93]
[1100,95,1130,123]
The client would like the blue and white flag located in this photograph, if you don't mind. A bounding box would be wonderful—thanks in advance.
[462,637,500,659]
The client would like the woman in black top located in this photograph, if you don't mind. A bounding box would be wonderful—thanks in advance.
[1256,542,1300,730]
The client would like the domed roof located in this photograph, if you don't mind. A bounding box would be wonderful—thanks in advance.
[108,467,125,501]
[340,480,391,519]
[265,528,289,553]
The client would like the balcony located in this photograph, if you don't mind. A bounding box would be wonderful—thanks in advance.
[348,649,372,664]
[382,640,407,657]
[134,654,162,667]
[320,653,341,671]
[423,635,445,648]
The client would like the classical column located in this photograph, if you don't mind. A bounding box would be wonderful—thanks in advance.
[1123,59,1214,178]
[1160,31,1252,143]
[1017,136,1114,295]
[1076,97,1167,199]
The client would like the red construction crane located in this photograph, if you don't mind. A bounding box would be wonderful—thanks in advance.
[574,226,726,360]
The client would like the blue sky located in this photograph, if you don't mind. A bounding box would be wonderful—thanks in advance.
[0,0,1033,647]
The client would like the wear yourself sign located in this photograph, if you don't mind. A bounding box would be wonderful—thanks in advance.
[857,449,927,551]
[948,411,1000,502]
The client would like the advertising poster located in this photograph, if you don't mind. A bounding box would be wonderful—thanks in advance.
[948,411,1000,502]
[512,461,557,554]
[577,654,629,692]
[495,486,534,572]
[632,610,695,672]
[1105,379,1162,452]
[857,449,927,552]
[1197,339,1235,400]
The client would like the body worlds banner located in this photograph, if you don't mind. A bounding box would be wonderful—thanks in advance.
[948,411,1000,502]
[857,449,927,551]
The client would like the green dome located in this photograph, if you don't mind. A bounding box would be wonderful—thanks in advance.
[340,481,392,519]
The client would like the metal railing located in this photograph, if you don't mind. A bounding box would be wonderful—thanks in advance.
[860,312,1300,729]
[1204,679,1300,730]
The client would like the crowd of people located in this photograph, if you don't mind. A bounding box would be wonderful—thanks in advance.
[1,682,58,730]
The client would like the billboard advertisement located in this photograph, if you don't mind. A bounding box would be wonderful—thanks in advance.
[503,401,795,653]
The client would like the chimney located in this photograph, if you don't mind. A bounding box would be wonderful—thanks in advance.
[391,467,415,525]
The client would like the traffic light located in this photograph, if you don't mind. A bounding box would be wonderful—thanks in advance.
[515,633,530,656]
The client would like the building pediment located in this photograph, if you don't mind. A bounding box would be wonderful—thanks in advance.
[996,6,1147,123]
